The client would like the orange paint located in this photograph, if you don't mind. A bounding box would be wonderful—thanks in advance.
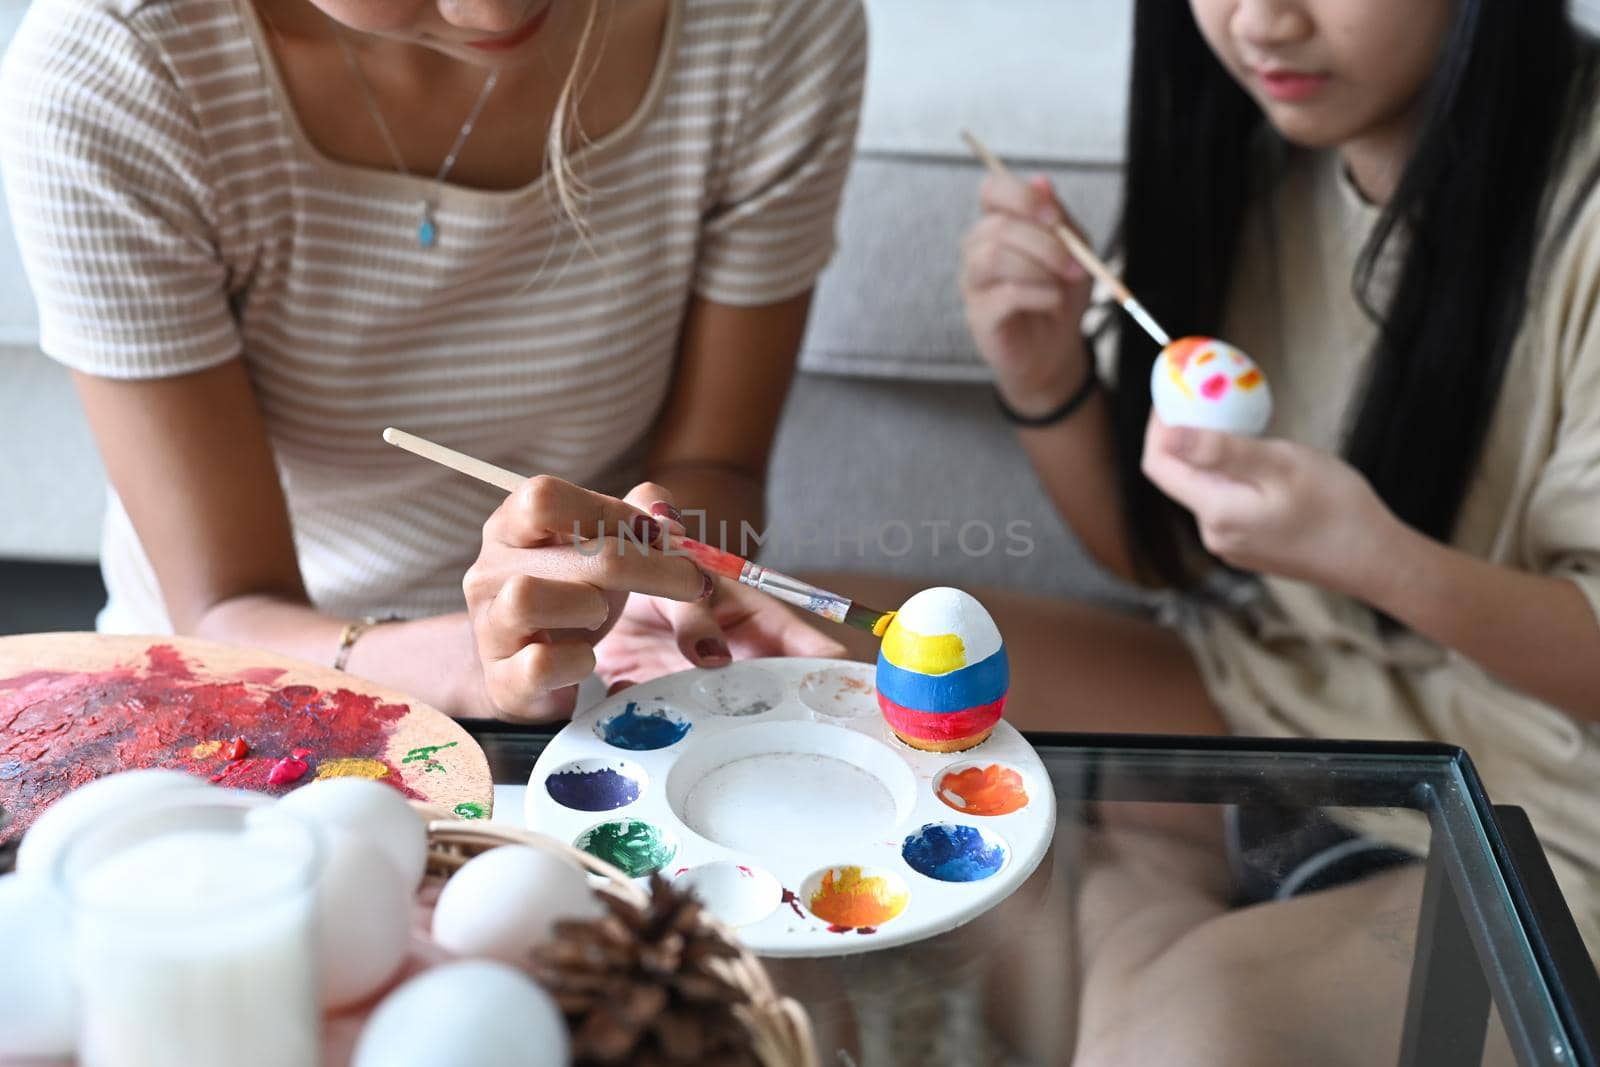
[938,764,1028,816]
[1195,351,1216,366]
[1234,370,1264,391]
[807,867,908,929]
[1163,336,1209,371]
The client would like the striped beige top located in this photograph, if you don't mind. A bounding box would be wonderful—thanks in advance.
[0,0,866,631]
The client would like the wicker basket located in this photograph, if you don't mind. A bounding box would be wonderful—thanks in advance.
[416,805,818,1067]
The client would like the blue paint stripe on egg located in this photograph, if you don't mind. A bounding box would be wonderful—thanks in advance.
[875,647,1008,713]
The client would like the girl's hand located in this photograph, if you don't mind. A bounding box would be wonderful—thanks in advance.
[594,577,848,694]
[961,173,1095,416]
[1140,415,1400,596]
[462,477,709,722]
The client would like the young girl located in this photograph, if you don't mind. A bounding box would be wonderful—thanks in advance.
[0,0,862,720]
[959,0,1600,1057]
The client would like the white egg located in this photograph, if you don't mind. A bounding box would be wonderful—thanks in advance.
[432,846,601,965]
[0,873,76,1058]
[352,960,569,1067]
[1150,336,1273,436]
[17,768,214,877]
[277,777,428,889]
[249,808,410,1009]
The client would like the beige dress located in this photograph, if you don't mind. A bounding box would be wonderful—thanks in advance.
[1120,140,1600,953]
[0,0,866,631]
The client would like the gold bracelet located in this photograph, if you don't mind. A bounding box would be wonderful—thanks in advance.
[333,615,384,672]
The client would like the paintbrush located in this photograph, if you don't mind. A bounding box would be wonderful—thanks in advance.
[381,427,898,638]
[960,129,1173,349]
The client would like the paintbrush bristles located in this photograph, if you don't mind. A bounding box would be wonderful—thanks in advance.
[959,129,1172,347]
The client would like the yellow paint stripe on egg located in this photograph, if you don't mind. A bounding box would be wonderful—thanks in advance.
[881,619,967,675]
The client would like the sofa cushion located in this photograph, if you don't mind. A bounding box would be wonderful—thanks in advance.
[859,0,1131,164]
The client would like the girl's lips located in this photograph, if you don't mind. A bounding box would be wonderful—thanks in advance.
[1255,68,1331,103]
[465,4,552,52]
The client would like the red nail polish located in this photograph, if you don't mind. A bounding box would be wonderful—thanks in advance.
[650,501,683,524]
[630,514,663,546]
[695,638,731,664]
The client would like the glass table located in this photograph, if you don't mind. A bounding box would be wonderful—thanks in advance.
[465,723,1600,1067]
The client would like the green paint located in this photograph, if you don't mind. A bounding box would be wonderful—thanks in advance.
[453,802,487,820]
[576,819,676,878]
[403,742,458,763]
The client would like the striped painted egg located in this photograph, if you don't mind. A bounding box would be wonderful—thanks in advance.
[876,588,1008,753]
[1150,336,1272,436]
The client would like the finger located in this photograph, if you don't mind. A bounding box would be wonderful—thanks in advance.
[622,480,689,538]
[483,638,596,717]
[1142,419,1260,515]
[963,215,1081,287]
[1149,419,1285,484]
[661,596,733,668]
[475,537,711,606]
[606,678,636,697]
[486,475,663,549]
[478,575,610,660]
[966,284,1071,337]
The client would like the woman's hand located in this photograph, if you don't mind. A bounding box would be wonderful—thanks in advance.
[593,576,848,694]
[462,476,710,722]
[961,173,1095,417]
[1140,416,1401,597]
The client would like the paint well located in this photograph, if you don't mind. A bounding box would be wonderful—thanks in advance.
[545,759,645,812]
[680,754,895,853]
[797,666,877,720]
[674,862,781,927]
[801,865,910,930]
[901,823,1008,883]
[595,701,691,751]
[575,819,677,878]
[936,762,1029,816]
[690,666,784,717]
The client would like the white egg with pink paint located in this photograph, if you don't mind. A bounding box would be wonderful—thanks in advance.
[1150,336,1273,436]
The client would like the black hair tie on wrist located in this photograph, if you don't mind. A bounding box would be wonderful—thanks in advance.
[993,356,1099,428]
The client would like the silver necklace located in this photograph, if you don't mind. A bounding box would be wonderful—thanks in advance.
[334,31,501,248]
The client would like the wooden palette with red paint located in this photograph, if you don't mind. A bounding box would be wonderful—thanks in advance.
[0,633,493,844]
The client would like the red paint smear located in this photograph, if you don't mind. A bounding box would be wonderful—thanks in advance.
[1200,374,1229,400]
[222,738,249,761]
[878,696,1005,742]
[737,865,754,878]
[145,644,194,680]
[857,927,877,935]
[781,888,806,920]
[0,646,420,843]
[677,538,745,581]
[827,924,849,934]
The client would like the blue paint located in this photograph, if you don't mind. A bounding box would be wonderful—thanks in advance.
[901,823,1006,883]
[0,760,21,781]
[598,703,691,751]
[546,766,641,811]
[875,649,1009,713]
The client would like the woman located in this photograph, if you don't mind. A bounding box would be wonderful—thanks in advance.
[954,0,1600,1060]
[0,0,864,720]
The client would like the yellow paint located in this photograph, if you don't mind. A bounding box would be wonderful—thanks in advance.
[870,611,896,638]
[1165,350,1196,401]
[314,757,390,781]
[881,617,966,674]
[808,867,910,928]
[190,740,223,759]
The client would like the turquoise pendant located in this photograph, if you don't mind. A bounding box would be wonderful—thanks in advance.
[418,205,437,248]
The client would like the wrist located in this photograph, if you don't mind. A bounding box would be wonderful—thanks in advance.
[995,341,1090,420]
[1343,507,1423,610]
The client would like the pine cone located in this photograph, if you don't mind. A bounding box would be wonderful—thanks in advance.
[531,873,761,1066]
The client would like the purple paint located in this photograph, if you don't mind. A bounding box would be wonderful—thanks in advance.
[546,765,641,811]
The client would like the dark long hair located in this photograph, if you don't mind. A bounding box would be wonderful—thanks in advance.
[1112,0,1600,588]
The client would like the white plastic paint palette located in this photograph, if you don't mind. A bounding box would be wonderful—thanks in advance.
[526,658,1056,957]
